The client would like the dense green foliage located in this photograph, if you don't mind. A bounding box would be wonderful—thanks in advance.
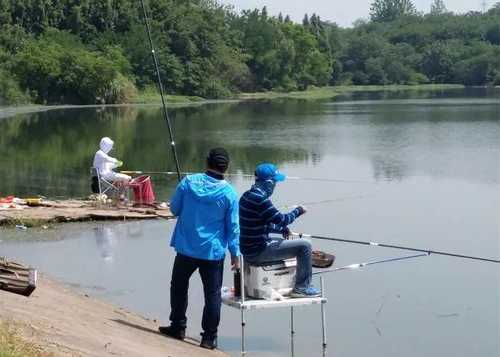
[0,0,499,105]
[370,0,417,22]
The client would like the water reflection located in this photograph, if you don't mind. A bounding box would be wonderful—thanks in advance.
[339,86,500,101]
[1,88,499,199]
[94,225,116,262]
[0,102,317,198]
[1,85,499,357]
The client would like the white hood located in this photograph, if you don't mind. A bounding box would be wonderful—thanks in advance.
[100,137,114,154]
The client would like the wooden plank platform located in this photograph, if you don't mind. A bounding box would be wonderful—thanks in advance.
[0,200,174,227]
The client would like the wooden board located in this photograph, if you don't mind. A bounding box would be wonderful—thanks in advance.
[0,257,37,297]
[0,200,175,227]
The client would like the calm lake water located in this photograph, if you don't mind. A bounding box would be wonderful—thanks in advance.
[1,88,499,357]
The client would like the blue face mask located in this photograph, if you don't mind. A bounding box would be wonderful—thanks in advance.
[254,179,276,197]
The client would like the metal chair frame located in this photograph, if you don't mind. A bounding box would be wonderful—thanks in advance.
[90,167,120,197]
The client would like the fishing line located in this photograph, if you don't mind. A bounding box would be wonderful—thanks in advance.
[226,173,387,184]
[312,253,429,275]
[287,176,392,184]
[280,193,374,210]
[122,171,378,206]
[291,233,500,263]
[120,170,386,184]
[139,0,182,182]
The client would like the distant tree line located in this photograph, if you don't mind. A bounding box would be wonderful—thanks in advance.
[0,0,499,105]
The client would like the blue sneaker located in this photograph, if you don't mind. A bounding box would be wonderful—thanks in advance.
[290,286,321,298]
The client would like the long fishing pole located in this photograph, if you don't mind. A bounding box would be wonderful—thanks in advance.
[312,253,429,275]
[120,170,384,184]
[291,233,500,263]
[139,0,182,182]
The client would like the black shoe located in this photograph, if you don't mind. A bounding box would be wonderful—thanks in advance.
[158,325,185,340]
[200,334,217,350]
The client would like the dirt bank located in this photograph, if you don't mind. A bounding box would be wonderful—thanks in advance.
[0,275,227,357]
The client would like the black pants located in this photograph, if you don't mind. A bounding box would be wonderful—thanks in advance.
[169,253,224,338]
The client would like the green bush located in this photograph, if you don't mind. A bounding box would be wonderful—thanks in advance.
[454,54,496,86]
[486,24,500,45]
[199,78,233,99]
[107,73,138,104]
[352,71,370,85]
[0,69,29,105]
[13,30,135,104]
[494,73,500,85]
[408,72,430,84]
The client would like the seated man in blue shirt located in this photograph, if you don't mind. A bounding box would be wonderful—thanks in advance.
[239,163,320,298]
[159,148,240,350]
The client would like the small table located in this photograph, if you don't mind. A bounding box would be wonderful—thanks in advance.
[222,258,328,357]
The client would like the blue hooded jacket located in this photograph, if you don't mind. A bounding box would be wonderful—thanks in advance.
[169,173,240,261]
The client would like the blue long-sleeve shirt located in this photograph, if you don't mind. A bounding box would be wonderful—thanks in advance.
[170,173,240,260]
[239,185,301,256]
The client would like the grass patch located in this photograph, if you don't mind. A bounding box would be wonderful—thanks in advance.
[238,84,465,100]
[1,217,49,228]
[132,86,205,104]
[0,321,49,357]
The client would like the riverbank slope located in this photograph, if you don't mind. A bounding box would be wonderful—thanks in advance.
[0,275,227,357]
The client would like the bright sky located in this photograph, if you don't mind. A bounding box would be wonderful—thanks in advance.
[221,0,489,27]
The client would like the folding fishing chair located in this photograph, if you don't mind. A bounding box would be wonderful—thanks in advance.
[90,167,120,197]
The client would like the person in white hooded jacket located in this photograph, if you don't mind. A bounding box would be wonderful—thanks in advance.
[93,137,131,183]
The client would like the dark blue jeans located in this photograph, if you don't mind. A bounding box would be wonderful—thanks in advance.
[169,253,224,338]
[245,238,312,290]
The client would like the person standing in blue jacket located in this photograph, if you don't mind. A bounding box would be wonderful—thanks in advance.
[159,148,240,350]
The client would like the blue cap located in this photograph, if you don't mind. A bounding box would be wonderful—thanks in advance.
[255,163,286,182]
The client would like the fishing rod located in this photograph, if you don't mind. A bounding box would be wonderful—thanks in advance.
[122,171,373,205]
[291,233,500,263]
[312,253,429,275]
[139,0,182,182]
[120,170,180,175]
[120,170,385,184]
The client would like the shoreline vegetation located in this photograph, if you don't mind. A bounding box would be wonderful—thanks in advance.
[0,84,467,116]
[132,86,205,104]
[237,83,466,100]
[136,83,466,103]
[0,322,45,357]
[1,1,499,106]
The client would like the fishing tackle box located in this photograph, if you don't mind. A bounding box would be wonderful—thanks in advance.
[244,258,296,299]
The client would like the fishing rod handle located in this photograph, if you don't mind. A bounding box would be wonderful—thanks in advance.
[290,232,312,238]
